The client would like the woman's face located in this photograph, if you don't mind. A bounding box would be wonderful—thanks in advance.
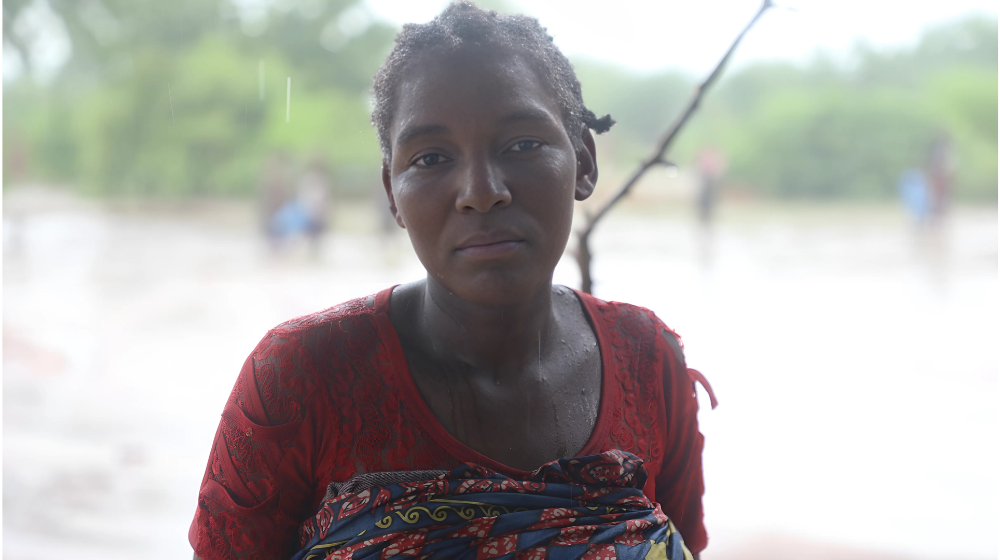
[382,47,598,306]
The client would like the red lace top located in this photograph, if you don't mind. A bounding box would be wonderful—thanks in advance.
[189,287,711,559]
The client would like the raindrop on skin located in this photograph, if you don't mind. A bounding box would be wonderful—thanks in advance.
[537,331,542,379]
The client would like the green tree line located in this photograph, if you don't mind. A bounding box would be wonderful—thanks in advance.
[3,2,996,201]
[3,0,393,197]
[577,14,998,201]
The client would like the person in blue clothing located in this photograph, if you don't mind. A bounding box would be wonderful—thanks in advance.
[899,168,930,226]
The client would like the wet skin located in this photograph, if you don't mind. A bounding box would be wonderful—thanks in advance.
[383,46,603,472]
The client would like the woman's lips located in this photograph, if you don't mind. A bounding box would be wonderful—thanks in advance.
[455,239,525,258]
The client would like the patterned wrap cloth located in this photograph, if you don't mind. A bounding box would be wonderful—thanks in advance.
[293,450,693,560]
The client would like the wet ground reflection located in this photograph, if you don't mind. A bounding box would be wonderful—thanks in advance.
[3,187,996,559]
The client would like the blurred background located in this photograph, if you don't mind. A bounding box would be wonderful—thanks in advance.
[2,0,996,559]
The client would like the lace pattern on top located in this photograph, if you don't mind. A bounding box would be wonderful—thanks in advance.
[190,289,709,560]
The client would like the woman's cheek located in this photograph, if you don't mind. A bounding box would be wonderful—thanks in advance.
[541,149,576,181]
[392,179,420,230]
[516,157,575,199]
[506,153,560,183]
[395,175,425,209]
[397,178,447,234]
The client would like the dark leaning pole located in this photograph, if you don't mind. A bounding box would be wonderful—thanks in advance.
[575,0,775,295]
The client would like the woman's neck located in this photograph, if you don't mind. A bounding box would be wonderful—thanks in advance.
[413,277,559,383]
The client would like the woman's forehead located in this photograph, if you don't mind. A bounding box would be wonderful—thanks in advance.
[390,47,563,138]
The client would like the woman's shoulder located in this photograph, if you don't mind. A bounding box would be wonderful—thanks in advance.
[236,290,392,424]
[269,292,382,335]
[573,290,684,353]
[253,293,382,365]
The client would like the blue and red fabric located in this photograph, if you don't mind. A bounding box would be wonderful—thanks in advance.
[293,450,693,560]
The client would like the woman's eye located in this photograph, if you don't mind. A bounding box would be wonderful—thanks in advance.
[509,140,541,152]
[414,154,445,167]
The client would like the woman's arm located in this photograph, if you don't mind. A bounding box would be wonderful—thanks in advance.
[653,326,710,556]
[189,331,316,560]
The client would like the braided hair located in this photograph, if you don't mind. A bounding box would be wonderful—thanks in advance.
[371,1,614,162]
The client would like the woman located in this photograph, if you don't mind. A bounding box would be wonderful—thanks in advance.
[191,3,712,559]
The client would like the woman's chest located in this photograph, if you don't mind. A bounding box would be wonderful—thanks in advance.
[405,348,602,472]
[314,340,663,480]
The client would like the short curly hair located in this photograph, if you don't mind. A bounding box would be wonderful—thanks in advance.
[371,1,614,162]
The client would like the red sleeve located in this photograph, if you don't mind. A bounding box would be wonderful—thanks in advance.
[189,331,319,560]
[653,326,709,554]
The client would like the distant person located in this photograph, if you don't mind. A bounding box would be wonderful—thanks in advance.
[258,153,293,251]
[696,147,726,226]
[926,132,954,224]
[899,168,930,226]
[270,195,311,245]
[4,133,29,180]
[297,157,332,256]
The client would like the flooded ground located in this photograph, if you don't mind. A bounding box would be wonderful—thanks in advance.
[3,186,996,560]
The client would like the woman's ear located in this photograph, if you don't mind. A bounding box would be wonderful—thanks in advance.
[381,162,406,229]
[574,128,599,201]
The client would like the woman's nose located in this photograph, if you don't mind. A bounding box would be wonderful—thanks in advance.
[455,158,511,213]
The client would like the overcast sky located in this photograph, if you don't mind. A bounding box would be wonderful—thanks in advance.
[364,0,998,74]
[2,0,995,83]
